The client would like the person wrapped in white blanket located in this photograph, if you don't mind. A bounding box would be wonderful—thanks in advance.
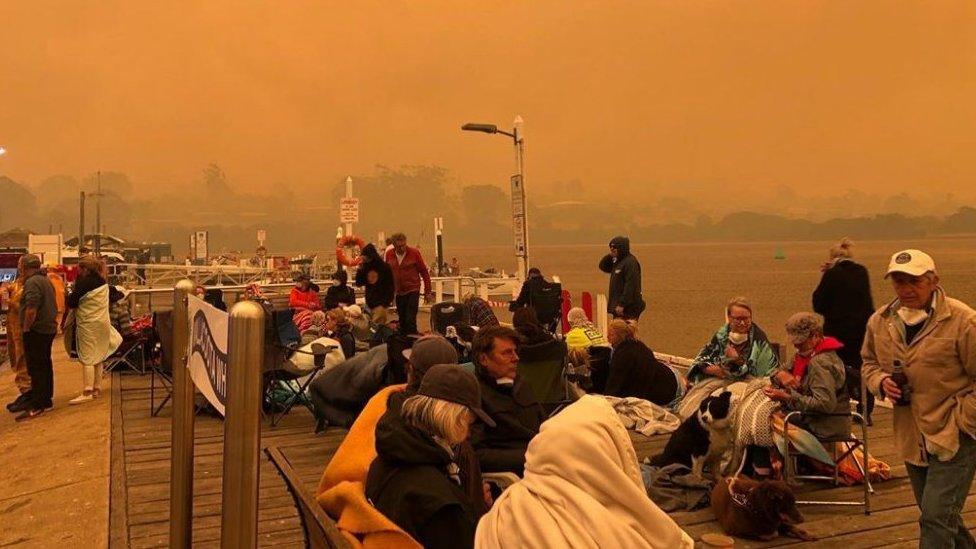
[475,395,694,549]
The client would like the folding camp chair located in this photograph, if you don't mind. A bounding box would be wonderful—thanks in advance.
[264,308,336,427]
[527,281,563,333]
[783,408,873,515]
[517,338,575,415]
[103,336,147,375]
[148,310,174,417]
[430,302,470,336]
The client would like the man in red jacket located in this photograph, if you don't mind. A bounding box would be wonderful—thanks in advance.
[385,233,432,335]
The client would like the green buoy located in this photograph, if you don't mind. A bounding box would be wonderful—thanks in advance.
[774,246,786,260]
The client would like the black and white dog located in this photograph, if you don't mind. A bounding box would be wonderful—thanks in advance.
[650,390,733,478]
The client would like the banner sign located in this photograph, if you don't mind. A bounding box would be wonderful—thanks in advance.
[186,295,229,416]
[339,197,360,223]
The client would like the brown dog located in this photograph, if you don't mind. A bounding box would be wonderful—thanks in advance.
[710,476,815,541]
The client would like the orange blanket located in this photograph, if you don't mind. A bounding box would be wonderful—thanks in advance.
[315,384,421,549]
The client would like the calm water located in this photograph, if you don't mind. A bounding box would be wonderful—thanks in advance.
[450,237,976,358]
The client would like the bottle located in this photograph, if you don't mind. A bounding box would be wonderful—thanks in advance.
[891,360,912,406]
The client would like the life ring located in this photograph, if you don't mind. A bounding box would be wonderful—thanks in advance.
[336,235,366,267]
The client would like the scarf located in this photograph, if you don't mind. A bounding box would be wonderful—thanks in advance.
[790,336,844,380]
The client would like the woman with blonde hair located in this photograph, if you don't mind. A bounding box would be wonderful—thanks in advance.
[66,255,121,404]
[326,307,356,359]
[812,237,875,421]
[366,364,495,549]
[604,319,684,408]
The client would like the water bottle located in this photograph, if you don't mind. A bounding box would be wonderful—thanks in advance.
[891,360,912,406]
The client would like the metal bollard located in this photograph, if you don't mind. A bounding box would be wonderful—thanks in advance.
[169,279,196,548]
[220,300,266,549]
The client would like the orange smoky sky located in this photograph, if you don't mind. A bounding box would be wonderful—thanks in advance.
[1,1,975,200]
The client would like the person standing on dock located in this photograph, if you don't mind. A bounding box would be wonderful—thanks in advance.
[812,237,875,423]
[862,249,976,549]
[385,233,432,335]
[598,236,646,320]
[15,255,58,421]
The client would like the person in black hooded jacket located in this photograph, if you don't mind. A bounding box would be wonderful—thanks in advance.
[323,269,356,310]
[354,243,395,311]
[811,237,875,420]
[365,365,495,549]
[598,236,646,320]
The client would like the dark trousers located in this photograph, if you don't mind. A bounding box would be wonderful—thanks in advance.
[23,330,56,409]
[396,292,420,335]
[906,433,976,549]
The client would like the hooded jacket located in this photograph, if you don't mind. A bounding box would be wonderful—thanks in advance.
[471,367,545,474]
[598,236,645,317]
[364,399,477,549]
[355,244,395,309]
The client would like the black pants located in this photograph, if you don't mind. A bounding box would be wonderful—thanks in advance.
[23,330,56,409]
[396,292,420,335]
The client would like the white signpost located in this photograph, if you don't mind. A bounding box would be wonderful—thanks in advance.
[256,230,266,247]
[194,230,209,261]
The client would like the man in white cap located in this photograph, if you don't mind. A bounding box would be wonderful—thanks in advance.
[862,249,976,548]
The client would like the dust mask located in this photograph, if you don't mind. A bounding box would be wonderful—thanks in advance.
[897,307,930,327]
[728,331,748,345]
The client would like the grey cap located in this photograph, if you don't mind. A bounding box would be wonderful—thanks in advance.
[22,254,41,269]
[785,312,824,345]
[419,364,496,427]
[402,335,458,377]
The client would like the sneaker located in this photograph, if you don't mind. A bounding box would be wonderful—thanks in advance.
[6,393,30,412]
[69,392,95,405]
[14,408,44,422]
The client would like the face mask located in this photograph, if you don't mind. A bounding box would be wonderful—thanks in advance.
[495,377,515,386]
[728,331,748,345]
[897,307,930,327]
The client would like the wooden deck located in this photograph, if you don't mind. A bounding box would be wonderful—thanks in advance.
[110,371,976,548]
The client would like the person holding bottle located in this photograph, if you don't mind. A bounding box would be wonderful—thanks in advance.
[862,249,976,549]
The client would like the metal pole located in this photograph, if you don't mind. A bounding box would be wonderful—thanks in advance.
[514,116,529,280]
[169,278,197,548]
[221,300,266,549]
[79,192,86,255]
[435,217,444,277]
[95,171,102,255]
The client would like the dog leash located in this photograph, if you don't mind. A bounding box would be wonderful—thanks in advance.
[726,477,751,508]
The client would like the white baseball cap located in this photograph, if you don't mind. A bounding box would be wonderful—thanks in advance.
[885,249,936,278]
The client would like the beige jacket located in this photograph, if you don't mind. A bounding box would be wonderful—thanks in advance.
[862,288,976,465]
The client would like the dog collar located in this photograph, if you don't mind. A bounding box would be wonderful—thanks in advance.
[727,477,761,517]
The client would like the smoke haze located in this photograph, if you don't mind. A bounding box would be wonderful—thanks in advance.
[2,2,975,202]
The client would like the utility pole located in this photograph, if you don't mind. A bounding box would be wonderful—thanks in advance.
[95,171,102,255]
[79,192,86,255]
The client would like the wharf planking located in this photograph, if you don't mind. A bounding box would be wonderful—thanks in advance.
[111,371,976,548]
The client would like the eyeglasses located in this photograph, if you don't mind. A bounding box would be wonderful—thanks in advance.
[729,316,752,324]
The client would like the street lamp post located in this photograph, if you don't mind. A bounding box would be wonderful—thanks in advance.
[461,116,530,280]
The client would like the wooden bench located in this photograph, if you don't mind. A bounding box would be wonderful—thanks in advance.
[265,446,351,549]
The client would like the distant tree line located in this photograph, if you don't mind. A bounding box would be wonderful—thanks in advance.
[2,165,976,255]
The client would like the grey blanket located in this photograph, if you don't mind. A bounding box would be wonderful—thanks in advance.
[308,343,388,427]
[641,462,714,512]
